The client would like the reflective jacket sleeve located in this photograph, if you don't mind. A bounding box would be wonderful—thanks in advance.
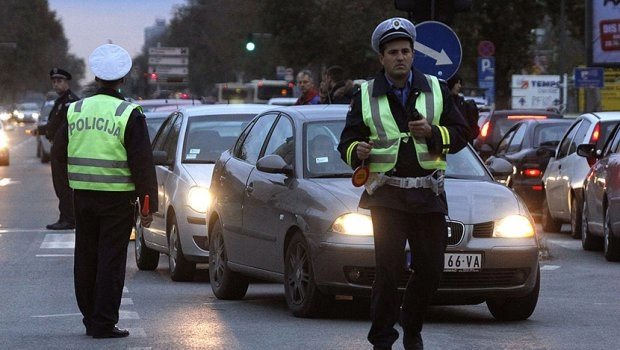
[427,82,469,155]
[338,91,370,169]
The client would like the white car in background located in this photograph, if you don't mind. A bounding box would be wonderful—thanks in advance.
[134,104,274,281]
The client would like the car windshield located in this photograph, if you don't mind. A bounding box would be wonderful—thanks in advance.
[305,121,353,178]
[303,120,490,181]
[535,124,571,147]
[183,114,253,163]
[19,102,40,111]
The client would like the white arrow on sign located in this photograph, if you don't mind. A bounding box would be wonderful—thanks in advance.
[414,42,452,66]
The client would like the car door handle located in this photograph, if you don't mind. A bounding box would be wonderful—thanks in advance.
[219,175,226,185]
[246,182,254,194]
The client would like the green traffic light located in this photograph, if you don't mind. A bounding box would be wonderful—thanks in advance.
[246,42,255,51]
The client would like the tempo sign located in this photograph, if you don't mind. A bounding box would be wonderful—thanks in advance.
[510,75,561,109]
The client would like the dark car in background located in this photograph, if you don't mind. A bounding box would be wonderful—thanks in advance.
[577,123,620,261]
[542,112,620,238]
[487,119,573,216]
[34,100,55,163]
[474,109,564,160]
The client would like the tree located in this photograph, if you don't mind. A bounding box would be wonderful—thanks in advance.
[0,0,84,105]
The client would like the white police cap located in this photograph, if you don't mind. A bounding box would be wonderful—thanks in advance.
[88,44,132,81]
[371,17,416,53]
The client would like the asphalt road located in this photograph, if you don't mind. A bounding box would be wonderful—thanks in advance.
[0,121,618,349]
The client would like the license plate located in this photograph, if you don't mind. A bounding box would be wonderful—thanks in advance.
[444,253,482,272]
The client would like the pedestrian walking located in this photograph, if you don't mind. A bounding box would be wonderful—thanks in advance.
[45,68,80,230]
[52,44,157,339]
[338,17,469,350]
[294,70,320,105]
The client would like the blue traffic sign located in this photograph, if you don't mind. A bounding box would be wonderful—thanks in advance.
[413,21,462,80]
[574,67,604,88]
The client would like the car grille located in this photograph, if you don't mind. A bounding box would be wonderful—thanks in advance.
[446,221,464,245]
[345,267,531,289]
[473,221,494,238]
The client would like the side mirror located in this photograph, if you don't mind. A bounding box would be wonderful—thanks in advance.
[152,150,172,166]
[256,154,293,175]
[576,144,599,158]
[479,143,494,160]
[485,157,514,177]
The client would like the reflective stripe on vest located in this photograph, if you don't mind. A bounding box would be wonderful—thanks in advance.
[67,95,138,191]
[361,75,448,172]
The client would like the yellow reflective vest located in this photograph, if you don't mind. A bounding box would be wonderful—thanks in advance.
[359,75,450,172]
[66,95,141,191]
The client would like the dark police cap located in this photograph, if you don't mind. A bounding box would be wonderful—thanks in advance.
[371,17,416,53]
[49,68,72,80]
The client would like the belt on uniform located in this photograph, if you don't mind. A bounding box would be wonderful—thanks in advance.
[385,175,433,189]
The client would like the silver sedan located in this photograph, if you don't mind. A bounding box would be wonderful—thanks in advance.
[207,104,539,320]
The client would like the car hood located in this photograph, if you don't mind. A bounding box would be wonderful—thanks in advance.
[182,163,215,186]
[307,178,366,213]
[445,179,530,224]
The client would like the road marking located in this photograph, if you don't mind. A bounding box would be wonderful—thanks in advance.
[40,233,75,249]
[546,239,582,250]
[541,264,561,271]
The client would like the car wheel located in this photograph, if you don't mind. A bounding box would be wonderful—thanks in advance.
[581,199,602,251]
[209,218,249,299]
[541,198,561,233]
[570,196,583,239]
[486,266,540,321]
[604,206,620,262]
[168,216,196,281]
[284,233,331,318]
[134,213,159,270]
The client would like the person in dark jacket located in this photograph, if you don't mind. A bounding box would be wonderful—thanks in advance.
[322,65,356,104]
[45,68,80,230]
[338,17,469,350]
[53,44,157,339]
[447,74,480,142]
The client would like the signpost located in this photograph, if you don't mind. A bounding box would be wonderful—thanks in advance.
[510,75,561,109]
[148,46,189,86]
[413,21,462,80]
[574,67,604,88]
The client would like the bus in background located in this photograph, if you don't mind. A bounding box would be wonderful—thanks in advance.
[215,82,250,104]
[246,80,294,104]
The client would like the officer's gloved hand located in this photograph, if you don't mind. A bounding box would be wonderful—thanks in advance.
[140,213,153,228]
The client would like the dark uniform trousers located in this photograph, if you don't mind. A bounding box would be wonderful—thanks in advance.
[50,149,74,224]
[368,207,448,348]
[73,190,134,333]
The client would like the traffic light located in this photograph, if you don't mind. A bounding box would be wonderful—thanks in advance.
[394,0,472,24]
[245,33,255,51]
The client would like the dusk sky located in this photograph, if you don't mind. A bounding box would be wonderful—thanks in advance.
[48,0,185,77]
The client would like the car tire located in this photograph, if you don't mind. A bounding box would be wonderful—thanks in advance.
[209,218,249,300]
[486,266,540,321]
[570,196,583,239]
[168,216,196,281]
[134,213,160,270]
[284,233,331,318]
[541,198,561,233]
[581,199,602,251]
[604,207,620,262]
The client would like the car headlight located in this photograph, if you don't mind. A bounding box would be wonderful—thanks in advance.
[187,186,210,213]
[0,133,7,148]
[331,213,373,236]
[32,112,39,120]
[493,215,534,238]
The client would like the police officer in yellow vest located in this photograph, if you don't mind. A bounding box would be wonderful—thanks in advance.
[53,44,157,339]
[338,18,469,350]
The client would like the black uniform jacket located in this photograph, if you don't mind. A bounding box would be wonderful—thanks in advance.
[46,89,80,142]
[52,87,158,212]
[338,68,469,214]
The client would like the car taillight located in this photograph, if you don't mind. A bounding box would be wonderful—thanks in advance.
[523,168,541,177]
[506,115,548,119]
[480,121,490,138]
[590,123,600,143]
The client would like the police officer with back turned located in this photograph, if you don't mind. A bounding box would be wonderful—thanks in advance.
[338,18,469,350]
[53,44,157,339]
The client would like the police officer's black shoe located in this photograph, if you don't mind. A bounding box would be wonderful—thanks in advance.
[403,332,423,350]
[46,221,75,230]
[92,326,129,339]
